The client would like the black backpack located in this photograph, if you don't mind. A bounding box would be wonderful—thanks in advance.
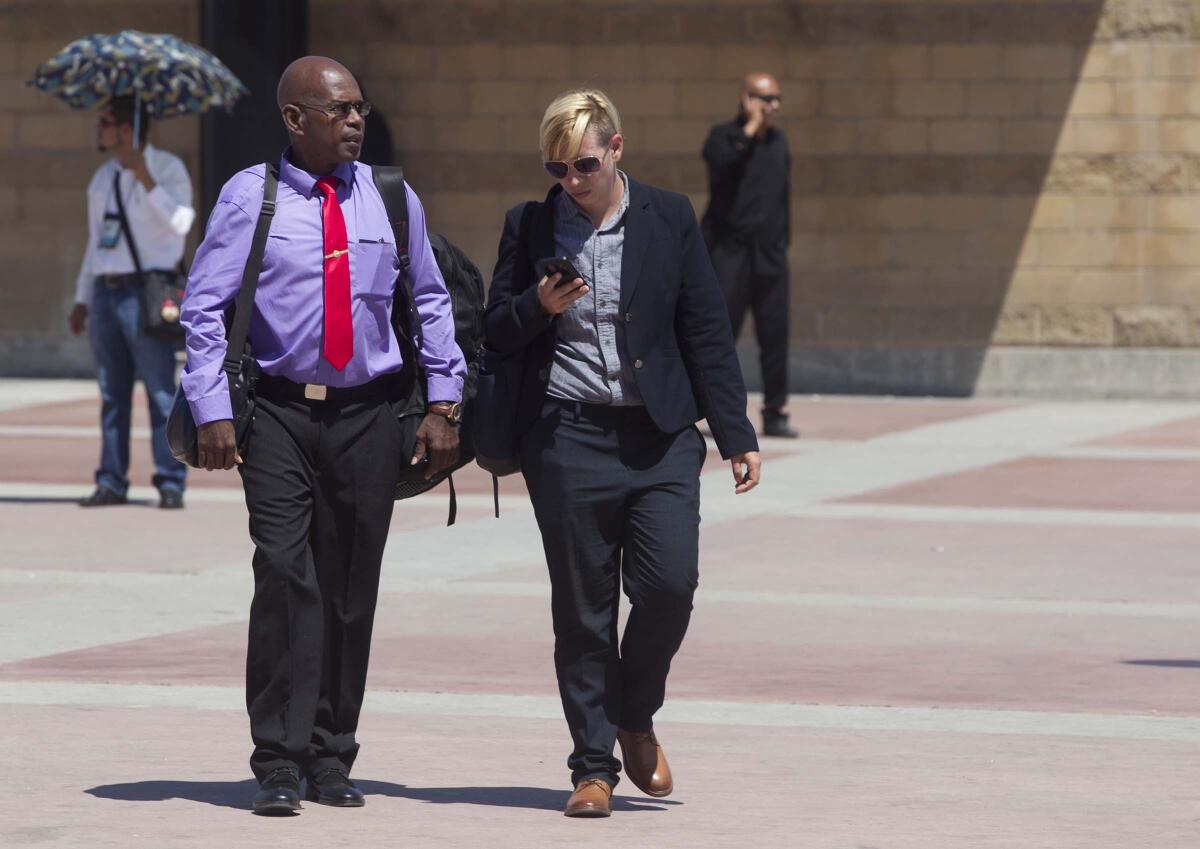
[372,166,485,524]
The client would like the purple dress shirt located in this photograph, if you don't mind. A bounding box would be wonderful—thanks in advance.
[180,153,465,425]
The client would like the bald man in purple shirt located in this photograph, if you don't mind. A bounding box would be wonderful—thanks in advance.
[180,57,465,815]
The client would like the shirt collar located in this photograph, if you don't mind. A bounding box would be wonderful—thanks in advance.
[279,148,356,198]
[555,170,630,231]
[110,143,157,169]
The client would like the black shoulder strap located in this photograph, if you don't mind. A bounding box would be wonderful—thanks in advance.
[371,165,410,271]
[372,165,464,527]
[531,198,555,265]
[372,165,421,349]
[223,163,279,376]
[112,170,144,277]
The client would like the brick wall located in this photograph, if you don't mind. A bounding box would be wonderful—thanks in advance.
[309,0,1200,395]
[4,0,1200,395]
[0,0,201,374]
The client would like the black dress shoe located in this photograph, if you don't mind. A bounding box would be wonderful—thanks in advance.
[157,489,184,510]
[79,487,127,507]
[762,413,799,439]
[305,768,365,807]
[253,767,302,815]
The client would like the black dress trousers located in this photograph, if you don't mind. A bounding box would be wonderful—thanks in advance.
[238,388,403,781]
[708,238,790,416]
[521,399,706,787]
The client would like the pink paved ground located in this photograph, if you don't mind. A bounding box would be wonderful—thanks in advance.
[2,385,1199,848]
[9,706,1194,849]
[841,456,1200,514]
[1088,415,1200,449]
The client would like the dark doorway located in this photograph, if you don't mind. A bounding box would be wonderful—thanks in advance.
[199,0,308,223]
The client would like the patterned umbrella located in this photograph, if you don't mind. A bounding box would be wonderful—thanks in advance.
[28,29,248,120]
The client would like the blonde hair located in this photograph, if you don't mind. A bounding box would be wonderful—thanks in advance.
[539,89,623,160]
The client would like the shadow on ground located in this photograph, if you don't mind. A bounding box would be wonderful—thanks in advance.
[85,779,680,813]
[0,497,157,506]
[0,497,89,504]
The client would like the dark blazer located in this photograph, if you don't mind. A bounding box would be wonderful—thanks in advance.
[484,178,758,460]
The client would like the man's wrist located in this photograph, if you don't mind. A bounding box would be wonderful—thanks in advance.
[427,400,462,424]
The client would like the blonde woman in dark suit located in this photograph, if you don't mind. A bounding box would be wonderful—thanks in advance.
[484,89,762,817]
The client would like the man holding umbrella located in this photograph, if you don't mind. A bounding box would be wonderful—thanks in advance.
[32,30,248,508]
[68,95,195,508]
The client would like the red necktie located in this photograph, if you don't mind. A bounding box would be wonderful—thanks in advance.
[315,176,353,370]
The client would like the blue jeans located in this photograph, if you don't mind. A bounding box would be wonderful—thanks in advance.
[88,283,187,496]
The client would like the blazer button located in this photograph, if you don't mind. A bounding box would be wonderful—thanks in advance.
[633,359,643,369]
[538,368,549,380]
[625,312,633,323]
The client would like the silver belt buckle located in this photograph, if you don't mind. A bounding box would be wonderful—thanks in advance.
[304,383,328,401]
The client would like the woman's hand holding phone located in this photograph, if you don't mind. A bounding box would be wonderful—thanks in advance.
[537,271,588,316]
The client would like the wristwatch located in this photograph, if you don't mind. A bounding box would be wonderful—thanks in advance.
[428,401,463,425]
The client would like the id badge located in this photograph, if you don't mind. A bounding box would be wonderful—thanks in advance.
[99,212,122,250]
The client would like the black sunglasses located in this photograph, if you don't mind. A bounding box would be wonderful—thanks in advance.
[543,149,608,179]
[294,100,372,120]
[749,92,782,105]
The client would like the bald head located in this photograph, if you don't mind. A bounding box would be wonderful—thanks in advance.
[739,71,782,134]
[277,56,357,109]
[742,72,780,96]
[277,55,366,174]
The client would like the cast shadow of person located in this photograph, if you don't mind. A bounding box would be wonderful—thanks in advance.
[358,781,680,812]
[85,778,681,813]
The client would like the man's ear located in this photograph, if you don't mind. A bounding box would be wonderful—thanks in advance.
[280,105,305,136]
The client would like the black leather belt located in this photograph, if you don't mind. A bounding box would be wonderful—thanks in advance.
[255,372,403,405]
[98,272,143,288]
[545,395,649,423]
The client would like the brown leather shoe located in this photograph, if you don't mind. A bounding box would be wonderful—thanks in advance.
[564,778,612,817]
[617,728,673,797]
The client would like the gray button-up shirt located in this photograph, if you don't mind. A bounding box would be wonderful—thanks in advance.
[546,172,643,406]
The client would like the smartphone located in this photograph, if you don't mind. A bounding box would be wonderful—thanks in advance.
[535,256,586,289]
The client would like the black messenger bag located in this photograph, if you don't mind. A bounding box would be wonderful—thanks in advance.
[166,163,278,467]
[111,170,188,342]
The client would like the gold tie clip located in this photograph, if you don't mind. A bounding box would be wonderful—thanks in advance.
[324,248,349,260]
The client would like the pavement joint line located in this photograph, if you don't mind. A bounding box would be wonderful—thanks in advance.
[0,425,153,439]
[0,423,826,455]
[5,570,1198,620]
[0,480,533,510]
[2,682,1199,743]
[373,580,1200,619]
[1045,446,1200,462]
[3,482,1200,528]
[0,379,97,411]
[799,502,1200,528]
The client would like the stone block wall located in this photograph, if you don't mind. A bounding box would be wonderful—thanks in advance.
[3,0,1200,396]
[309,0,1200,395]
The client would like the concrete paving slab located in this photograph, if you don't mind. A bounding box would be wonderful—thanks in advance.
[2,381,1200,848]
[2,705,1197,849]
[1088,414,1200,449]
[841,456,1200,514]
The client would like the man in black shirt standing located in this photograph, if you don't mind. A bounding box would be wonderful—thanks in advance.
[702,72,797,438]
